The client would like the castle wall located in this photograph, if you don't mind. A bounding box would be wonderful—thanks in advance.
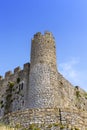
[0,63,30,117]
[1,108,87,130]
[57,72,87,111]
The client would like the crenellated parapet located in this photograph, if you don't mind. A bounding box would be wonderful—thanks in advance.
[32,31,55,45]
[0,63,30,82]
[33,31,53,38]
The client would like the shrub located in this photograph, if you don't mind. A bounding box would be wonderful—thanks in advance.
[76,91,81,98]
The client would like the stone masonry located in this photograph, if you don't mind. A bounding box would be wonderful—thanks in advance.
[0,31,87,130]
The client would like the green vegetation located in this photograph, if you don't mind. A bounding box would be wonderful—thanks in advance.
[0,123,81,130]
[60,124,65,129]
[29,124,41,130]
[15,123,21,129]
[74,127,80,130]
[8,82,15,88]
[53,123,59,127]
[76,91,81,98]
[4,82,14,114]
[71,128,74,130]
[0,123,17,130]
[84,92,87,99]
[0,100,3,104]
[47,124,52,128]
[1,104,4,108]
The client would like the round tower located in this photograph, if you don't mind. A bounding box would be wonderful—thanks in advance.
[28,31,58,108]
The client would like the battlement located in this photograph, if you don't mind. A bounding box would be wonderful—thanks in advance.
[0,63,30,81]
[32,31,54,42]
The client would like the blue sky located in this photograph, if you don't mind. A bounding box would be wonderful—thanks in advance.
[0,0,87,91]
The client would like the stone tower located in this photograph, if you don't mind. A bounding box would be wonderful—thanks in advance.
[28,32,58,108]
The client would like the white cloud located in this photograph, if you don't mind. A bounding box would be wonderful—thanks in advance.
[59,58,80,86]
[58,57,87,91]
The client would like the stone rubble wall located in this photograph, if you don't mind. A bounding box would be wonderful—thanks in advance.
[57,72,87,111]
[1,108,87,130]
[31,32,57,69]
[28,32,58,108]
[0,63,30,117]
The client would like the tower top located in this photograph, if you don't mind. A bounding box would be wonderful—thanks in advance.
[32,31,55,41]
